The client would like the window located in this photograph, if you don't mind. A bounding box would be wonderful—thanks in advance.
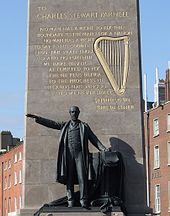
[155,184,161,213]
[14,197,17,211]
[14,153,17,163]
[168,142,170,165]
[154,145,160,169]
[14,172,17,185]
[8,160,11,169]
[18,152,22,161]
[19,196,22,209]
[167,114,170,132]
[4,161,7,170]
[8,175,11,188]
[4,198,7,216]
[19,170,22,184]
[153,118,159,136]
[4,176,7,190]
[8,197,11,213]
[168,181,170,211]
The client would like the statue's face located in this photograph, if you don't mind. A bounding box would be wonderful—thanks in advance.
[69,106,80,121]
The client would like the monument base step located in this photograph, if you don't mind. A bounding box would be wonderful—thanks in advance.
[40,212,124,216]
[18,207,125,216]
[17,207,152,216]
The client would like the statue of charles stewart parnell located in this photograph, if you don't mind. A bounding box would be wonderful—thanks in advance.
[26,106,107,209]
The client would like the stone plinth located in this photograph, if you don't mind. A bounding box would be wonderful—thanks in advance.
[18,208,151,216]
[33,207,124,216]
[40,212,124,216]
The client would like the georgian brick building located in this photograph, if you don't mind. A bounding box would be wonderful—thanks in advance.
[0,133,23,216]
[144,65,170,216]
[144,102,170,215]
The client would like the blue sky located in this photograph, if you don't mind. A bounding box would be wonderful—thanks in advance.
[0,1,170,138]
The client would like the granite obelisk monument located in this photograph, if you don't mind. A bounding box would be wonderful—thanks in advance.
[23,0,147,215]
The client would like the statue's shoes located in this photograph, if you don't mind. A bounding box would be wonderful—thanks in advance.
[80,200,90,209]
[68,201,74,208]
[82,204,90,210]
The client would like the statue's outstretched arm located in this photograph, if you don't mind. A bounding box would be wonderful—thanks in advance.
[26,113,65,130]
[26,113,38,119]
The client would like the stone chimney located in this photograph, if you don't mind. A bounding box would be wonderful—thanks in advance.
[0,131,13,150]
[0,131,21,151]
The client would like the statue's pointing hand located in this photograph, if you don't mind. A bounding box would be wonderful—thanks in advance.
[26,113,38,119]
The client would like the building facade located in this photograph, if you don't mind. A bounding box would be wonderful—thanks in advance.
[0,143,23,216]
[144,101,170,215]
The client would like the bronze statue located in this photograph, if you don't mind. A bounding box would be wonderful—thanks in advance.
[26,106,107,209]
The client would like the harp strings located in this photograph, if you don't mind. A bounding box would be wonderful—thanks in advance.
[98,39,125,90]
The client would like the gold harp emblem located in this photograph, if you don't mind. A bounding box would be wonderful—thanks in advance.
[94,36,129,95]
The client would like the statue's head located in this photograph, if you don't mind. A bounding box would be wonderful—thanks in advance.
[69,106,80,121]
